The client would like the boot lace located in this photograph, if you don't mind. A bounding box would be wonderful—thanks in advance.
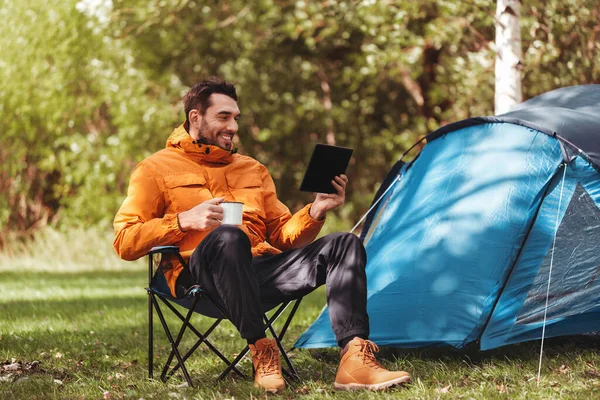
[257,345,281,376]
[361,340,385,370]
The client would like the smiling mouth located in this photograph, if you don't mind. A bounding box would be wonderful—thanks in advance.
[218,133,234,149]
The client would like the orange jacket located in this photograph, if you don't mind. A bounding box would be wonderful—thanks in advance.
[113,124,325,297]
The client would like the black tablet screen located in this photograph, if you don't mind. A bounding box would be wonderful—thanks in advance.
[299,144,353,194]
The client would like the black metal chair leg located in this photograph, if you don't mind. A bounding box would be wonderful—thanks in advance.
[216,345,251,381]
[148,290,154,380]
[160,296,199,382]
[271,299,302,380]
[263,317,297,380]
[158,297,245,378]
[216,308,288,382]
[151,295,194,387]
[277,299,301,343]
[165,319,247,381]
[148,255,154,380]
[277,299,302,380]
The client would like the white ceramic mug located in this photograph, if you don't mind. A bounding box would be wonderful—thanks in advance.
[220,202,244,225]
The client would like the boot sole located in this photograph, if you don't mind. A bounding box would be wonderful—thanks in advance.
[264,388,283,394]
[334,375,411,391]
[253,383,285,393]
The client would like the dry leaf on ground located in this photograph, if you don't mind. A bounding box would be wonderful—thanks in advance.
[559,364,570,374]
[436,384,452,393]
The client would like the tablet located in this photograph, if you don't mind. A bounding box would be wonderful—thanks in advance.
[299,144,353,194]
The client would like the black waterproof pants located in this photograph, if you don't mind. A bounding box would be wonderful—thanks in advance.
[183,225,369,345]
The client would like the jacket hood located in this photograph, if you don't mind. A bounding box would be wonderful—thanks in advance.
[166,123,234,164]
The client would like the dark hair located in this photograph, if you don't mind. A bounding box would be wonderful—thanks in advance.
[183,77,238,118]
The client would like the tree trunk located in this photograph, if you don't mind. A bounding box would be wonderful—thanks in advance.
[495,0,523,115]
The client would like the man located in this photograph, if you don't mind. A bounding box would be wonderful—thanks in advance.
[113,77,411,392]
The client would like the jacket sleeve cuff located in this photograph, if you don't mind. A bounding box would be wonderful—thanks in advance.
[300,203,326,227]
[164,213,187,237]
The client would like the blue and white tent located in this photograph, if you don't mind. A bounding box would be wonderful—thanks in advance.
[296,85,600,350]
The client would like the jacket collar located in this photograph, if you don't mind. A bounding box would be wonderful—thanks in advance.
[165,123,234,164]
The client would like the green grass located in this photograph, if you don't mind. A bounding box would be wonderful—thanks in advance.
[2,228,600,399]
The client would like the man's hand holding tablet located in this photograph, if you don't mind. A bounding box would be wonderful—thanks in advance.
[299,144,353,220]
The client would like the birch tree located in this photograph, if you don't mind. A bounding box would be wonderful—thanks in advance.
[495,0,523,114]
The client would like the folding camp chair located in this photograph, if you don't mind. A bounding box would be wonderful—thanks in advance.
[146,245,302,387]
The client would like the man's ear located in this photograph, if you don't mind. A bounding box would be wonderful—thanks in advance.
[188,109,202,125]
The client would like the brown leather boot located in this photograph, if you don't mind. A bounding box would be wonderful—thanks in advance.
[334,337,411,391]
[249,338,285,393]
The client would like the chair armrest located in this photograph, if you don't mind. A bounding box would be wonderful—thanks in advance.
[147,246,188,294]
[147,246,180,256]
[147,245,188,271]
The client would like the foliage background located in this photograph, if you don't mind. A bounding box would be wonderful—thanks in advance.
[1,0,599,244]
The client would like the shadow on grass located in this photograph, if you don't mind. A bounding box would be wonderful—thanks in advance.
[375,334,600,362]
[6,268,600,398]
[0,269,145,286]
[1,295,144,316]
[0,270,600,399]
[6,270,599,367]
[0,291,307,384]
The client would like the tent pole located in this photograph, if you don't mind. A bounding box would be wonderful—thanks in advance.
[537,163,568,386]
[353,134,431,237]
[476,162,565,348]
[351,175,402,234]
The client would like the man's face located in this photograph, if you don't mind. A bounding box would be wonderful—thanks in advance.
[190,93,240,151]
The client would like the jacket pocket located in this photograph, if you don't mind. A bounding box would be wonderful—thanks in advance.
[163,173,212,212]
[226,173,265,218]
[164,174,207,188]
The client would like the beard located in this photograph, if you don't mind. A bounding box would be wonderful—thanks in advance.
[197,135,220,147]
[197,118,232,151]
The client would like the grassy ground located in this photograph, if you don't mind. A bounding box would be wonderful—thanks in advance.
[2,228,600,399]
